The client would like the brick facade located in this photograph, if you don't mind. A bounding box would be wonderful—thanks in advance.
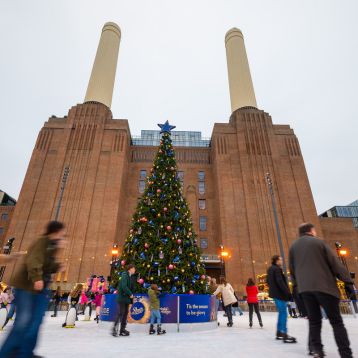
[4,102,357,293]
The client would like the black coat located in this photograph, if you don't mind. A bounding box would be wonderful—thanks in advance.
[267,264,291,301]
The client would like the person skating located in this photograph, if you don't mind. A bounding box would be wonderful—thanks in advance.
[148,284,166,335]
[51,286,61,317]
[213,278,237,327]
[0,221,65,358]
[267,255,296,343]
[112,264,136,337]
[289,223,354,358]
[246,278,263,328]
[93,291,103,323]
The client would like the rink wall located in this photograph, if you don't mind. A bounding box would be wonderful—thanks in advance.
[100,293,217,325]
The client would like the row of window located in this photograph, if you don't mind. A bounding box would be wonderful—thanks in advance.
[138,170,206,195]
[1,213,8,221]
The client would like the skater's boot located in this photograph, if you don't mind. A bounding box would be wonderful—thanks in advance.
[227,321,233,327]
[249,321,253,328]
[149,324,156,335]
[157,324,166,335]
[119,327,130,336]
[259,321,263,328]
[276,331,285,340]
[112,326,118,337]
[283,334,297,343]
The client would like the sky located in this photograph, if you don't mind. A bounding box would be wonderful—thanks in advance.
[0,0,357,214]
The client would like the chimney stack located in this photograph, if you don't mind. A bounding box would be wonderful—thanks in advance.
[225,28,257,112]
[84,22,121,108]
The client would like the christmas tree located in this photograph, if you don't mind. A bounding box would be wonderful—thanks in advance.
[118,121,207,294]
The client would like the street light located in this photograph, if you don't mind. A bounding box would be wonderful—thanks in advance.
[110,244,119,278]
[265,172,288,280]
[219,245,229,279]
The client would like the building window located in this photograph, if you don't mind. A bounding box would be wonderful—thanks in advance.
[139,170,147,179]
[199,216,207,231]
[198,181,205,195]
[1,213,9,221]
[200,238,208,249]
[177,171,184,181]
[198,171,205,181]
[0,227,3,235]
[198,199,206,210]
[139,180,146,193]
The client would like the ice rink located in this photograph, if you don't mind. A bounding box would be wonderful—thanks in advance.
[0,311,357,357]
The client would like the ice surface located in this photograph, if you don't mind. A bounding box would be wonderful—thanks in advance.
[0,311,357,357]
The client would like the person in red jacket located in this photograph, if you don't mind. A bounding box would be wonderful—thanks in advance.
[246,278,263,328]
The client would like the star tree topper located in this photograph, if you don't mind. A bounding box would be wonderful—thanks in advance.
[158,120,176,134]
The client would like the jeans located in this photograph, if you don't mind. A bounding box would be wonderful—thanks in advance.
[232,305,243,316]
[248,303,262,323]
[274,299,288,334]
[0,288,49,358]
[301,291,352,358]
[113,302,129,332]
[224,304,233,324]
[150,309,161,324]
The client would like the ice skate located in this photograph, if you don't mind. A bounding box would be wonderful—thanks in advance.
[149,324,156,335]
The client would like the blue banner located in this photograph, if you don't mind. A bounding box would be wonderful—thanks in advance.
[100,293,215,324]
[179,294,213,323]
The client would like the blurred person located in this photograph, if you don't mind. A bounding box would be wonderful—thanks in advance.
[289,223,354,358]
[112,264,135,337]
[93,291,103,323]
[213,278,237,327]
[3,287,15,328]
[51,286,61,317]
[0,221,65,358]
[267,255,296,343]
[246,278,263,328]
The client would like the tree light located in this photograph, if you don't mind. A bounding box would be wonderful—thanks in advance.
[339,249,348,256]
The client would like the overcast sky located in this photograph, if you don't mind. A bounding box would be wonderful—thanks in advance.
[0,0,357,214]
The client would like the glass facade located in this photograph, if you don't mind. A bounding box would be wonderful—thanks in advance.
[320,200,358,228]
[132,130,210,147]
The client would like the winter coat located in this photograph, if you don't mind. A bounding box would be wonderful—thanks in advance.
[289,235,353,299]
[246,285,259,304]
[148,288,160,310]
[94,293,102,307]
[267,264,291,301]
[80,292,88,305]
[10,236,60,292]
[213,283,237,306]
[117,271,134,304]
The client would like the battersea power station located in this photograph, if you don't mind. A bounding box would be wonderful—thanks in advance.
[4,22,358,292]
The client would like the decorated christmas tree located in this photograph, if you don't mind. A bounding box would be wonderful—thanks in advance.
[117,121,207,294]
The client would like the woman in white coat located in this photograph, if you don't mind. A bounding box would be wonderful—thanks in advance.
[213,278,237,327]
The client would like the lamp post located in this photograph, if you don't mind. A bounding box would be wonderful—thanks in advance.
[219,244,229,279]
[110,244,119,278]
[54,166,70,221]
[265,172,288,280]
[0,237,15,281]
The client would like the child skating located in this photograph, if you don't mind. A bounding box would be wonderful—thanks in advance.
[148,284,166,335]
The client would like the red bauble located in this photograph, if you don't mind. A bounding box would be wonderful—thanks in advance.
[177,239,182,244]
[168,264,174,270]
[167,225,172,231]
[157,189,161,193]
[201,275,206,280]
[144,243,149,249]
[121,260,126,266]
[163,207,168,212]
[138,278,144,285]
[189,290,194,295]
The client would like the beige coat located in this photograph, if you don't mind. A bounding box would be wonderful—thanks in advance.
[213,283,237,306]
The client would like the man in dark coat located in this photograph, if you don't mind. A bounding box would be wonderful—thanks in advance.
[289,223,353,358]
[267,255,296,343]
[112,264,136,337]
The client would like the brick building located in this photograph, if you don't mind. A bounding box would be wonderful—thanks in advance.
[0,190,16,247]
[4,23,357,292]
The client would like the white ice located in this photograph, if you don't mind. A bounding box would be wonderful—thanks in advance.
[0,311,357,358]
